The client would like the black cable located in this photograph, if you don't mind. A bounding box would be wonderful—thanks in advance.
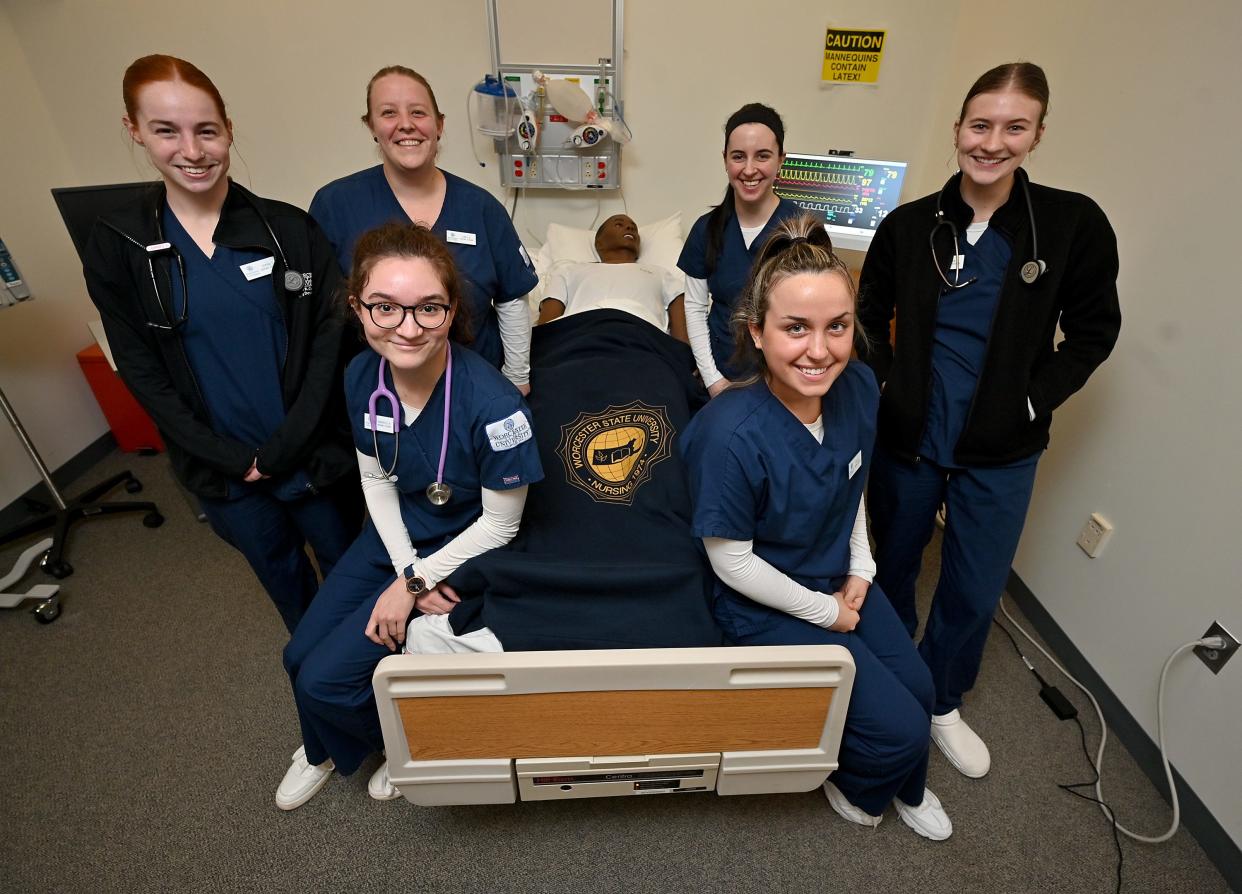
[992,617,1124,894]
[509,188,520,222]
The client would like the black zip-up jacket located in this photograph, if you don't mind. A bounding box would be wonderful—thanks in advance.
[857,171,1121,466]
[82,181,353,498]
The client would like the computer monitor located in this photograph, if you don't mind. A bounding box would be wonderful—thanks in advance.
[51,182,159,263]
[774,154,907,252]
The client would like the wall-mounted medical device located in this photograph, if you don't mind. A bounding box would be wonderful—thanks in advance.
[0,237,33,307]
[480,0,627,190]
[773,153,908,251]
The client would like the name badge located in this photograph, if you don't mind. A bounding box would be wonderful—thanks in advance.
[949,254,966,271]
[848,450,862,479]
[363,412,396,433]
[446,230,477,246]
[240,257,276,281]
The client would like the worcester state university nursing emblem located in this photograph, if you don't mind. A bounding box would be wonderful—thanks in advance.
[557,401,673,506]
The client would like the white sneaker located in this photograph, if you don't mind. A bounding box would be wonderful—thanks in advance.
[275,745,334,811]
[368,760,402,801]
[895,788,953,840]
[931,709,991,778]
[822,780,882,829]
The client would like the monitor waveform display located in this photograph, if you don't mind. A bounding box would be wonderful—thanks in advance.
[774,154,907,248]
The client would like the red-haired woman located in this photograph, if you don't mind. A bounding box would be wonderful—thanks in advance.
[83,55,357,635]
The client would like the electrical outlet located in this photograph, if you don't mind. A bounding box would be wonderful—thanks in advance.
[1194,621,1239,674]
[1076,513,1114,558]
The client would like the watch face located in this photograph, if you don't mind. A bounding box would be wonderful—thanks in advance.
[405,575,426,595]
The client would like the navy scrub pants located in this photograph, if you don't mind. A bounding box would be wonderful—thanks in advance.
[282,529,407,776]
[712,583,933,817]
[867,447,1039,716]
[200,481,359,634]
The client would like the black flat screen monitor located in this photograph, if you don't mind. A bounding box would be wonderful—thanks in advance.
[51,182,159,263]
[773,154,907,251]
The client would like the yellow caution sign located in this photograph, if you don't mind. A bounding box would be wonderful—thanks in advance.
[822,28,886,83]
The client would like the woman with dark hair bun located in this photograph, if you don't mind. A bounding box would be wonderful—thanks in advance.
[277,222,542,811]
[83,55,357,636]
[858,62,1121,780]
[678,103,803,396]
[680,214,951,840]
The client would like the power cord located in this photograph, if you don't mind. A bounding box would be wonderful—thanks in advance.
[992,617,1124,893]
[998,598,1225,844]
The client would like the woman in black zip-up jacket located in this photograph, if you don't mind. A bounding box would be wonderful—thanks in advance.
[83,55,357,634]
[857,62,1120,780]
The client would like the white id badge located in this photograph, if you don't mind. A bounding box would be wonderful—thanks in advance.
[240,257,276,280]
[363,413,396,433]
[848,450,862,479]
[949,254,966,271]
[446,230,477,246]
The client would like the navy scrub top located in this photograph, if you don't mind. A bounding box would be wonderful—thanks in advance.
[164,204,311,500]
[346,342,544,564]
[680,361,879,604]
[310,167,538,370]
[920,225,1037,468]
[677,197,803,379]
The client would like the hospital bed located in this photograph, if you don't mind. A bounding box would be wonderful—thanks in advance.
[373,644,854,805]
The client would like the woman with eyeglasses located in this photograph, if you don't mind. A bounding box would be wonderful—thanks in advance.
[83,55,357,635]
[277,222,542,811]
[857,62,1120,779]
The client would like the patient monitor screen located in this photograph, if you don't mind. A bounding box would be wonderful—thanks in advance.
[774,154,907,251]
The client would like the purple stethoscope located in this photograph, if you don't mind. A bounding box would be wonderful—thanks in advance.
[368,348,454,506]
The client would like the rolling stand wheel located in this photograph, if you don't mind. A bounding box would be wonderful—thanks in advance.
[33,594,61,624]
[125,478,143,494]
[142,512,165,529]
[42,557,73,579]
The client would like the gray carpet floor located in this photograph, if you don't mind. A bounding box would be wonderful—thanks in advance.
[0,450,1229,894]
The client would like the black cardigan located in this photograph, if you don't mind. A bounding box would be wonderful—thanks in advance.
[857,171,1121,466]
[82,181,353,498]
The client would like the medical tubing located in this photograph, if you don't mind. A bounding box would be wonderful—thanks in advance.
[998,598,1208,844]
[466,85,487,168]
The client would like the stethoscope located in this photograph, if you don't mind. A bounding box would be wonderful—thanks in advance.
[101,186,306,330]
[369,348,455,506]
[930,168,1046,290]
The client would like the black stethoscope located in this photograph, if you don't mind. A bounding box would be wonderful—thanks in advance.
[930,168,1046,290]
[101,187,305,330]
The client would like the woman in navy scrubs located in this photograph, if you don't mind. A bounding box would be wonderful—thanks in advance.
[310,66,538,393]
[277,222,542,811]
[678,103,803,396]
[680,215,951,840]
[858,63,1120,779]
[83,55,356,635]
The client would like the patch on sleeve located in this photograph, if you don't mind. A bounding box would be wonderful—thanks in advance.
[518,243,534,272]
[502,474,522,485]
[486,410,533,452]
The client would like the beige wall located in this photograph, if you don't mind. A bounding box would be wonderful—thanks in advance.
[3,0,1239,850]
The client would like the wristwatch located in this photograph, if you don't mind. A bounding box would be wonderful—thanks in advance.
[403,564,428,597]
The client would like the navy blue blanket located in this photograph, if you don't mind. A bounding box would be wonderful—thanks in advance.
[447,309,723,650]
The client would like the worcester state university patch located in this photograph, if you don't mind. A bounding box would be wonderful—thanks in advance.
[557,401,673,506]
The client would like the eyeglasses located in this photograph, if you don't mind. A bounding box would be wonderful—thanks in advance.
[358,299,452,330]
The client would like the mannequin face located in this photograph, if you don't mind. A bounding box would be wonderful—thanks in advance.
[594,214,640,259]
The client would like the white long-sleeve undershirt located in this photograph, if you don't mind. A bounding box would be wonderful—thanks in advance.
[496,297,532,387]
[356,402,525,586]
[683,275,723,388]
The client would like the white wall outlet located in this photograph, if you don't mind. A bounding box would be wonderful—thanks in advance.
[1076,512,1114,558]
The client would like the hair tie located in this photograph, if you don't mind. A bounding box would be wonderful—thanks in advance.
[786,235,809,246]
